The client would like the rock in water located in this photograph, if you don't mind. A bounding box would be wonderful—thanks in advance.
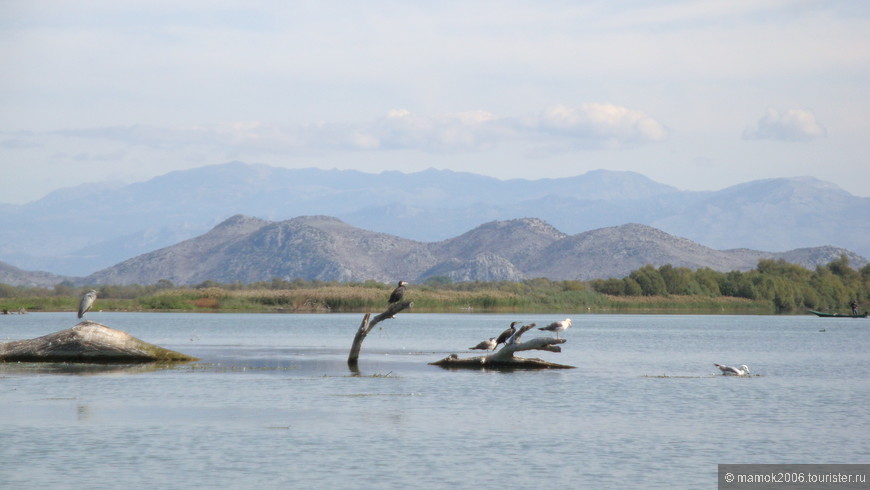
[0,321,198,363]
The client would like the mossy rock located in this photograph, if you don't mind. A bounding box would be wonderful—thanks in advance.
[0,321,198,363]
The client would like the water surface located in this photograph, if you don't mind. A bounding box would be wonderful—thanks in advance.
[1,312,867,488]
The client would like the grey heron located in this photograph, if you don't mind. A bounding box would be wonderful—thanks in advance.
[78,290,97,319]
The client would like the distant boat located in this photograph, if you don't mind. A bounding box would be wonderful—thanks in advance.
[808,309,867,318]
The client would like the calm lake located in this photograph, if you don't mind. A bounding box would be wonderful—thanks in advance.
[2,312,868,489]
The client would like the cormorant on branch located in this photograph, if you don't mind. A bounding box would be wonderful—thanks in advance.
[389,281,408,304]
[494,321,519,349]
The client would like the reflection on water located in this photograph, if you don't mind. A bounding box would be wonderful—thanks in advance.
[0,361,187,376]
[76,403,90,421]
[1,312,869,488]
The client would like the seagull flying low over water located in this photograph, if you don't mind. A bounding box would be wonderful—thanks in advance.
[469,337,497,351]
[78,290,97,319]
[494,321,519,349]
[539,318,572,338]
[714,363,750,376]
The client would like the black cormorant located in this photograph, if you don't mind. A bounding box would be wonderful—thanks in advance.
[494,321,519,348]
[389,281,408,304]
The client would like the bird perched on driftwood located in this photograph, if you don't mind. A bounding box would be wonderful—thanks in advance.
[505,323,536,346]
[494,321,519,349]
[469,337,496,351]
[539,318,572,338]
[714,363,750,376]
[388,281,408,304]
[78,290,98,319]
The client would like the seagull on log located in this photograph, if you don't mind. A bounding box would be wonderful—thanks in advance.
[539,318,572,338]
[78,290,98,319]
[469,337,497,351]
[388,281,408,304]
[494,321,519,349]
[714,363,750,376]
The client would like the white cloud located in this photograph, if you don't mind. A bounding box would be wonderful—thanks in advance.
[43,104,668,154]
[522,103,668,149]
[3,1,869,202]
[357,109,506,152]
[742,108,827,142]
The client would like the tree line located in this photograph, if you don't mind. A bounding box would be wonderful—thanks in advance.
[588,256,869,313]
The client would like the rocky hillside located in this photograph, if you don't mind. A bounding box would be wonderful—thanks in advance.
[79,215,868,286]
[87,216,435,285]
[519,224,755,280]
[3,163,868,277]
[89,214,273,285]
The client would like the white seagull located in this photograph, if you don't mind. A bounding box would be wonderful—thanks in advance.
[714,363,750,376]
[538,318,572,338]
[469,337,497,351]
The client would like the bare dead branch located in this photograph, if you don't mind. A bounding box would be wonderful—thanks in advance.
[430,336,574,370]
[347,300,413,367]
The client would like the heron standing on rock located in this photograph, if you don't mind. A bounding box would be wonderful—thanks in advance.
[78,290,97,319]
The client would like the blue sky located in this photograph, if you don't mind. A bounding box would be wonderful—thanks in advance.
[2,0,868,204]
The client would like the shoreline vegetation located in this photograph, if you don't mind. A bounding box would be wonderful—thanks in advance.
[1,258,866,316]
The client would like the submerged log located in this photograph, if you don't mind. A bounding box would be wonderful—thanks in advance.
[0,321,198,363]
[430,336,575,370]
[348,300,413,368]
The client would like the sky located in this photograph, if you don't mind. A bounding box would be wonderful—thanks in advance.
[1,0,869,204]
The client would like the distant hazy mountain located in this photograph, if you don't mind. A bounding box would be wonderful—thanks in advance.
[1,162,868,277]
[0,260,66,288]
[81,216,868,286]
[649,177,868,253]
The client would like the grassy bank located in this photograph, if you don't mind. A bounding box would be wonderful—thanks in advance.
[3,256,863,316]
[1,285,774,315]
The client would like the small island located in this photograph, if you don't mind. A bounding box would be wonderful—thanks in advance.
[0,321,197,363]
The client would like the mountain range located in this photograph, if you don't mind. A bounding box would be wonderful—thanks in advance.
[1,162,868,280]
[76,215,866,286]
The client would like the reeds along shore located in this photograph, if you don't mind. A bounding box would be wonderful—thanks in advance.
[2,257,866,315]
[0,283,774,315]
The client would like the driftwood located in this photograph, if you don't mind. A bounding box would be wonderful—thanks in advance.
[0,321,198,363]
[430,336,575,370]
[347,300,413,368]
